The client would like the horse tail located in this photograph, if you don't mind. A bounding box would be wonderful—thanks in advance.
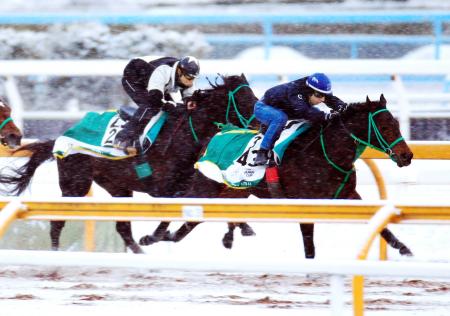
[0,139,56,195]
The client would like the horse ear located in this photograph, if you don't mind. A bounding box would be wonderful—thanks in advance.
[366,95,371,103]
[380,93,386,104]
[240,73,248,83]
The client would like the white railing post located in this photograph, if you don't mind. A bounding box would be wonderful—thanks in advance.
[330,274,346,316]
[391,74,410,140]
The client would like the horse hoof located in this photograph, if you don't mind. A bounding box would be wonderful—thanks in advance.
[399,246,413,257]
[139,235,156,246]
[222,234,233,249]
[128,243,144,254]
[304,246,315,259]
[240,225,256,237]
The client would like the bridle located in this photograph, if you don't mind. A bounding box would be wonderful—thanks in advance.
[0,117,14,145]
[347,108,404,161]
[320,107,404,198]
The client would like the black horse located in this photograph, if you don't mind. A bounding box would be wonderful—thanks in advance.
[148,94,414,258]
[0,75,257,253]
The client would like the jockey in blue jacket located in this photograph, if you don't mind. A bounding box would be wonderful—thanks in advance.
[253,73,348,166]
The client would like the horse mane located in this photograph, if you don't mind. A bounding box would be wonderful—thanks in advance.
[205,74,226,89]
[204,73,246,90]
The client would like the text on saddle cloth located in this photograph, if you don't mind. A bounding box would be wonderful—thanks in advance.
[196,119,310,188]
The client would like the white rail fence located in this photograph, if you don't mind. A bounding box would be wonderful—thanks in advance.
[1,197,450,316]
[1,59,450,140]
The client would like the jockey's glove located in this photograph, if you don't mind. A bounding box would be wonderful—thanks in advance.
[161,100,185,114]
[325,111,340,122]
[337,102,349,113]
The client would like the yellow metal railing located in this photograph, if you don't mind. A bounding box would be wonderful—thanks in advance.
[1,140,450,258]
[1,197,450,316]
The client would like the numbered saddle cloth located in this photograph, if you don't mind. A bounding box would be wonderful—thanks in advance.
[196,120,310,188]
[53,110,167,159]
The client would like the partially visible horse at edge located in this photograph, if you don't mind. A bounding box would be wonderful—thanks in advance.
[0,98,22,149]
[0,75,257,253]
[148,94,414,258]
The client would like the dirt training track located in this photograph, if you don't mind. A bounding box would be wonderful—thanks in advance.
[0,265,449,315]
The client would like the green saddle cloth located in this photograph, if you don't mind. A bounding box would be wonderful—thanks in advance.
[53,110,167,160]
[196,120,310,188]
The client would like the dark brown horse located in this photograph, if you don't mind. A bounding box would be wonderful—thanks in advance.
[0,98,22,149]
[0,75,256,253]
[149,94,414,258]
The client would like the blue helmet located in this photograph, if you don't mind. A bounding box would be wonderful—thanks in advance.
[306,73,332,94]
[178,56,200,78]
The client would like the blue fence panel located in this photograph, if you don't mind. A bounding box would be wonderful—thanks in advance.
[0,11,449,59]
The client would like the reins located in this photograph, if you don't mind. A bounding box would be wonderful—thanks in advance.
[187,83,254,144]
[225,84,255,128]
[320,108,404,198]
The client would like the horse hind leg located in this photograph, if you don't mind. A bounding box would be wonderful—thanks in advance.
[55,155,93,251]
[116,221,144,254]
[380,228,413,256]
[300,223,315,259]
[50,221,66,251]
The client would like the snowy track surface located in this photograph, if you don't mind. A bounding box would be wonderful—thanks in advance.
[0,265,449,316]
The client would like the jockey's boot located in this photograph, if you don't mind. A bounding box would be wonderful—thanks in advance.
[253,148,271,166]
[114,121,139,154]
[114,106,155,154]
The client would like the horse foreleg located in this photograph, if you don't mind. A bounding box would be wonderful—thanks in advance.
[50,221,65,251]
[139,221,171,246]
[300,223,315,259]
[380,228,413,256]
[222,223,236,249]
[166,222,201,243]
[116,221,144,254]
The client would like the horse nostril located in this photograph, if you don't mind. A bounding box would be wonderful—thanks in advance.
[5,134,22,148]
[404,152,413,161]
[398,152,413,166]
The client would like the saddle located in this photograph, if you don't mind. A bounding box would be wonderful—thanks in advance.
[118,105,137,121]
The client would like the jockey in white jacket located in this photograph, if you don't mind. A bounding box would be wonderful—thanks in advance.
[114,55,200,152]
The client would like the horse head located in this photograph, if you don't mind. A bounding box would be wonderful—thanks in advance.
[0,98,22,149]
[344,94,413,167]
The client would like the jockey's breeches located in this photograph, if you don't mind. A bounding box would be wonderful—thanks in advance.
[254,101,288,150]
